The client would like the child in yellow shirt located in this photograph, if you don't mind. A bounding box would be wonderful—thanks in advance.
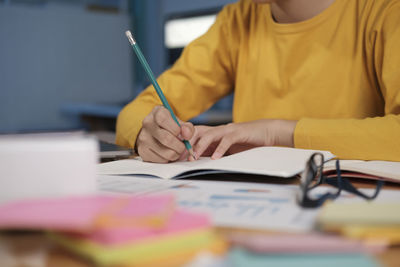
[116,0,400,163]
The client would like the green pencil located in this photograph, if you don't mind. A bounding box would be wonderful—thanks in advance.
[125,30,196,160]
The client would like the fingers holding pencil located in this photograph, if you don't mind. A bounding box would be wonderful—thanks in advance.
[137,106,196,163]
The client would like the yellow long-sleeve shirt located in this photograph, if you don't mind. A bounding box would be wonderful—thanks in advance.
[116,0,400,161]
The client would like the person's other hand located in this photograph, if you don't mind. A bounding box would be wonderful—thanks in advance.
[136,106,195,163]
[193,119,297,159]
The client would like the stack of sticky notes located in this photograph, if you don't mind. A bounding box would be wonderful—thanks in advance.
[0,195,226,266]
[317,202,400,246]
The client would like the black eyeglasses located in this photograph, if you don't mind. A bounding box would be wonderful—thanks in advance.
[297,153,384,208]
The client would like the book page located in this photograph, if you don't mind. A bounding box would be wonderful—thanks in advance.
[324,160,400,181]
[98,157,212,179]
[202,147,334,178]
[98,147,334,179]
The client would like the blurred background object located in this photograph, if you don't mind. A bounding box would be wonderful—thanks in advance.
[0,133,98,204]
[0,0,236,135]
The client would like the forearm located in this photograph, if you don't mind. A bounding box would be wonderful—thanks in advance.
[294,114,400,161]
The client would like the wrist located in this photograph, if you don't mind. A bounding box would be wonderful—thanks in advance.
[273,120,297,147]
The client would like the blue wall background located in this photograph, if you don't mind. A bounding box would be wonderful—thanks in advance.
[0,3,133,133]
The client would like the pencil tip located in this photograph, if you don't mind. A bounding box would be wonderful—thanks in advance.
[189,149,197,160]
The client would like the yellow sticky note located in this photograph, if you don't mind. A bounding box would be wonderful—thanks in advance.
[318,202,400,228]
[49,228,221,266]
[342,225,400,245]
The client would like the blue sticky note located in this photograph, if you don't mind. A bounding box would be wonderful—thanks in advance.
[229,248,380,267]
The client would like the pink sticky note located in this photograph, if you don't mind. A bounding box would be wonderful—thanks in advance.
[105,194,174,218]
[0,195,174,232]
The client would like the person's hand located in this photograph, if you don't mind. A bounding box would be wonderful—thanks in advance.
[136,106,195,163]
[192,119,297,159]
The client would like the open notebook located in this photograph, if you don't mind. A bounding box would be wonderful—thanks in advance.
[98,147,334,179]
[324,160,400,183]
